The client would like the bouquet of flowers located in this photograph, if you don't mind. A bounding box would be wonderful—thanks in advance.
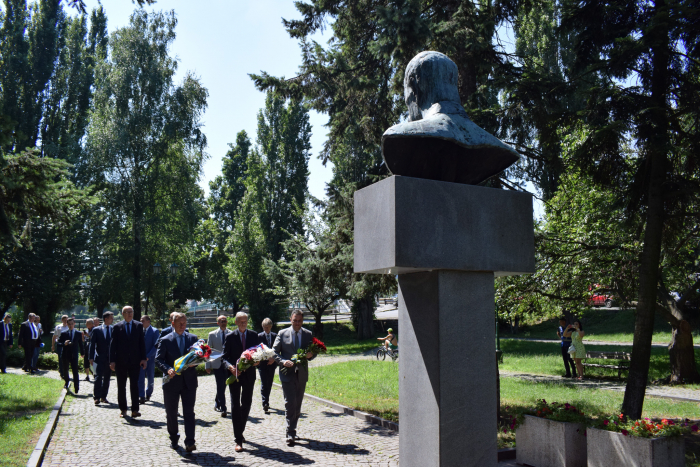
[226,344,277,385]
[280,337,326,375]
[163,339,220,384]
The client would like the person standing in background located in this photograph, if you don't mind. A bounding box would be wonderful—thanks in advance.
[556,317,577,378]
[31,315,43,372]
[18,313,41,374]
[109,306,147,418]
[52,315,69,380]
[83,319,95,382]
[0,314,14,373]
[138,315,160,403]
[206,315,231,417]
[90,312,114,406]
[257,317,277,414]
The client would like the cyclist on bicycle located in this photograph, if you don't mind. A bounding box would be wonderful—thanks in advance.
[377,328,397,352]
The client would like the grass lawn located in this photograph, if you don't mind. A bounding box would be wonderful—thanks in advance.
[512,308,698,344]
[0,374,64,467]
[498,339,695,382]
[189,322,379,356]
[294,359,700,425]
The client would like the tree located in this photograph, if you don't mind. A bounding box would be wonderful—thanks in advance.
[271,203,349,339]
[85,9,208,319]
[557,0,700,418]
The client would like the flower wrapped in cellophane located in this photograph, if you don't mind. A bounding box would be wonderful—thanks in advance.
[226,344,277,385]
[280,337,327,375]
[163,339,221,384]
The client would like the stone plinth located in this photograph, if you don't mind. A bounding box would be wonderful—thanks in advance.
[354,176,534,276]
[587,428,685,467]
[354,175,534,467]
[516,415,587,467]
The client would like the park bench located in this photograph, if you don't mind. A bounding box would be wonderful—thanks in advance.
[582,351,631,379]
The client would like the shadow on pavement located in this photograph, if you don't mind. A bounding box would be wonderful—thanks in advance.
[244,441,314,464]
[298,438,370,455]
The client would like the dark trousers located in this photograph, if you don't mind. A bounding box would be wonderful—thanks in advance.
[163,385,197,446]
[214,366,228,411]
[116,362,141,412]
[63,354,80,391]
[93,361,111,400]
[561,343,577,376]
[281,375,306,438]
[56,346,64,378]
[0,341,7,372]
[23,344,33,370]
[229,378,255,444]
[258,365,276,408]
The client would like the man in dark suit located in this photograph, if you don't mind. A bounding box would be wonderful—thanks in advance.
[138,315,160,403]
[274,310,316,446]
[58,318,84,392]
[155,312,199,453]
[0,313,14,373]
[18,313,41,374]
[205,315,231,417]
[90,312,114,406]
[109,306,147,418]
[257,317,278,414]
[158,311,188,341]
[222,311,260,452]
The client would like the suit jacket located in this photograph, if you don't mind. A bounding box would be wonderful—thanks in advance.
[273,326,315,384]
[58,329,84,359]
[155,331,199,390]
[89,325,112,364]
[221,329,260,384]
[205,328,231,370]
[109,320,146,366]
[143,326,160,361]
[0,322,13,346]
[18,320,40,348]
[258,331,278,370]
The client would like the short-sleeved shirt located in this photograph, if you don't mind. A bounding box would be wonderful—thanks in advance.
[54,325,68,338]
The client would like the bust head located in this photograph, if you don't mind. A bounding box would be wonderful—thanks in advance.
[404,51,462,121]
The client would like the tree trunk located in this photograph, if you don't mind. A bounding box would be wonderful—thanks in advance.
[622,1,669,419]
[355,295,375,339]
[311,310,325,340]
[132,202,143,320]
[669,320,700,383]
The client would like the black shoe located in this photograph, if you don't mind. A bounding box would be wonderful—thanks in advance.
[185,444,196,453]
[139,397,146,404]
[221,411,227,418]
[286,438,295,447]
[563,374,572,378]
[74,387,79,394]
[146,395,151,401]
[84,376,90,382]
[170,441,179,450]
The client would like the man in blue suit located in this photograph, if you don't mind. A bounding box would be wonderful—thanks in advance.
[89,311,114,406]
[0,313,13,373]
[138,315,160,403]
[58,318,84,393]
[155,312,199,453]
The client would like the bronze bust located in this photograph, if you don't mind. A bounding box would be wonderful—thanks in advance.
[382,51,518,185]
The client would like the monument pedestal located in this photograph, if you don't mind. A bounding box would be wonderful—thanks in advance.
[354,176,534,467]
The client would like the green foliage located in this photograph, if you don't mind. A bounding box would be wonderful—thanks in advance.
[84,9,208,318]
[226,93,311,326]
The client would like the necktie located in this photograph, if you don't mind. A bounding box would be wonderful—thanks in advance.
[71,330,74,341]
[267,333,271,347]
[105,325,110,341]
[295,332,300,350]
[179,334,185,355]
[126,322,131,337]
[241,330,246,350]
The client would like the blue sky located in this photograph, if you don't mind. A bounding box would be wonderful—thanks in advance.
[80,0,334,200]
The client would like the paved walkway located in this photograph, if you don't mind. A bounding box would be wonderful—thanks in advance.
[39,370,399,467]
[501,337,700,348]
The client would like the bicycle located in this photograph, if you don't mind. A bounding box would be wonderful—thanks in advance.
[376,345,399,361]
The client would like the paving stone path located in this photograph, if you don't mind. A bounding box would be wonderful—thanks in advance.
[39,366,399,467]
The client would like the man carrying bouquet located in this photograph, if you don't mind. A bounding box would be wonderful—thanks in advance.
[222,311,261,452]
[273,310,316,447]
[155,312,199,453]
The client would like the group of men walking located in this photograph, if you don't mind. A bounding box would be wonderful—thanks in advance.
[7,306,319,455]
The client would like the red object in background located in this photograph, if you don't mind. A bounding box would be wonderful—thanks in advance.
[588,284,615,308]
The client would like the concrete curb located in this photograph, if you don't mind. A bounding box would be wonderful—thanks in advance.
[272,382,399,432]
[26,388,67,467]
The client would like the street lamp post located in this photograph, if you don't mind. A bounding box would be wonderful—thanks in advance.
[153,262,179,328]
